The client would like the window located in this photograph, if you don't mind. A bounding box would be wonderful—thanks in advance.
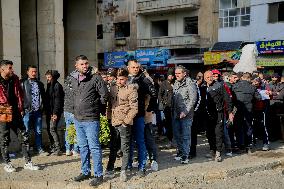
[114,22,130,38]
[151,20,168,37]
[219,2,250,28]
[268,2,284,23]
[97,25,103,39]
[184,17,198,34]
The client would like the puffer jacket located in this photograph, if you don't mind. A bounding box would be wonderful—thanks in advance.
[159,80,173,109]
[232,80,261,112]
[70,67,108,121]
[108,83,138,126]
[172,77,197,119]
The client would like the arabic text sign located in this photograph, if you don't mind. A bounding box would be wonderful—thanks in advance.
[136,48,170,66]
[104,51,131,68]
[204,51,236,65]
[256,56,284,67]
[256,40,284,54]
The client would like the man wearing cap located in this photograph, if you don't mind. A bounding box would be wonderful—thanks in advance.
[159,69,175,148]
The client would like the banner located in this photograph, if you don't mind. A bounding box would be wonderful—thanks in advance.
[256,56,284,66]
[256,40,284,54]
[136,48,170,67]
[204,51,236,65]
[104,51,134,68]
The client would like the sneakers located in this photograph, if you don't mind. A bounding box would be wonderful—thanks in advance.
[73,173,91,182]
[104,170,115,178]
[38,150,49,156]
[89,176,103,187]
[50,150,62,156]
[72,151,79,157]
[174,152,182,161]
[3,163,16,173]
[24,162,40,171]
[225,151,233,157]
[262,144,270,151]
[150,161,159,171]
[180,156,189,164]
[66,150,72,156]
[120,170,127,182]
[215,151,222,162]
[137,169,146,177]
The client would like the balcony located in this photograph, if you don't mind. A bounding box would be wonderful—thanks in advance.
[137,0,200,14]
[137,35,200,49]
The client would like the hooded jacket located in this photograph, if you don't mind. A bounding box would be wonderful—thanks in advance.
[45,70,64,116]
[70,67,108,121]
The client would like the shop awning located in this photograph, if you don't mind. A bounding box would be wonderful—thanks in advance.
[211,41,243,51]
[167,54,203,64]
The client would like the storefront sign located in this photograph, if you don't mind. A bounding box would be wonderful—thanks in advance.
[204,51,236,65]
[135,48,170,67]
[256,40,284,54]
[104,51,134,68]
[256,56,284,66]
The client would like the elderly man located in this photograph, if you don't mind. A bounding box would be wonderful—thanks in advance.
[172,65,197,164]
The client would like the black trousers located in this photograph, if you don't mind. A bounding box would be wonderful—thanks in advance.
[0,113,31,164]
[145,123,158,161]
[164,107,173,142]
[46,114,61,151]
[235,109,254,148]
[106,125,131,171]
[206,112,224,152]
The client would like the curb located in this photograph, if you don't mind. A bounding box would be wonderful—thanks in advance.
[1,158,284,189]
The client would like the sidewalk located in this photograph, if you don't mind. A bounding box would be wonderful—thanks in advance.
[1,135,284,189]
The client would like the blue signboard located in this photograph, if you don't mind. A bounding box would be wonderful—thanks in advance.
[256,40,284,54]
[104,51,134,68]
[135,48,170,67]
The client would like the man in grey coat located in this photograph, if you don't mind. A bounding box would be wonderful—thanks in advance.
[172,66,197,164]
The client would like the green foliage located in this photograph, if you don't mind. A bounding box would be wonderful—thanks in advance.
[99,115,110,146]
[66,123,77,145]
[66,115,110,146]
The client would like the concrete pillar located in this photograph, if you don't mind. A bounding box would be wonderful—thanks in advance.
[0,0,21,76]
[37,0,64,84]
[66,0,97,74]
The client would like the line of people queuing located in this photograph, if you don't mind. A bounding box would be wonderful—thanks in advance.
[0,57,283,187]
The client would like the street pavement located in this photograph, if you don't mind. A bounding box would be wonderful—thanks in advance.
[1,135,284,189]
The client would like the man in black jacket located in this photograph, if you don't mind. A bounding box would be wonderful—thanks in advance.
[127,59,157,177]
[159,69,174,147]
[204,71,234,162]
[70,55,108,187]
[45,70,64,156]
[232,73,261,153]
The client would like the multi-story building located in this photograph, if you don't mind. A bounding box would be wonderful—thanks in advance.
[136,0,219,75]
[216,0,284,75]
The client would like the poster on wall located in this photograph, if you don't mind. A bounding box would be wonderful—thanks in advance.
[256,40,284,54]
[204,51,236,65]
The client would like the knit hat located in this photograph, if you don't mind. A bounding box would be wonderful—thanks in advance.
[211,69,221,75]
[167,68,175,76]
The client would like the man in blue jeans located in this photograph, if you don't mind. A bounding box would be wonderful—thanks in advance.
[21,65,48,156]
[127,60,157,177]
[63,72,79,156]
[172,66,197,164]
[70,55,108,187]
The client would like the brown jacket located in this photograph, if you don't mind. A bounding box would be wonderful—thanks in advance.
[108,83,138,126]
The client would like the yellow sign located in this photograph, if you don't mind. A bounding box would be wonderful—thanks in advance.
[204,51,236,65]
[256,56,284,66]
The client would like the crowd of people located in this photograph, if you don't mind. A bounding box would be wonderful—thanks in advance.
[0,57,283,187]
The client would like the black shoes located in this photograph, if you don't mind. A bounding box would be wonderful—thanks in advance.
[73,173,91,182]
[89,176,104,187]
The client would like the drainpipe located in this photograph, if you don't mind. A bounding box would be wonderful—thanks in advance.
[35,0,40,80]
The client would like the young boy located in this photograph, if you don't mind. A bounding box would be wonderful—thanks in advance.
[106,68,138,182]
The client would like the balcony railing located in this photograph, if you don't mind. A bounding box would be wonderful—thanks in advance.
[137,0,200,14]
[137,35,200,49]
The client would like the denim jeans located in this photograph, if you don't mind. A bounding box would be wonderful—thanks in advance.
[64,112,79,152]
[46,114,61,151]
[128,116,147,170]
[23,110,43,151]
[173,117,192,158]
[74,119,103,177]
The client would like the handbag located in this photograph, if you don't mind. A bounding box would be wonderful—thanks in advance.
[0,105,12,122]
